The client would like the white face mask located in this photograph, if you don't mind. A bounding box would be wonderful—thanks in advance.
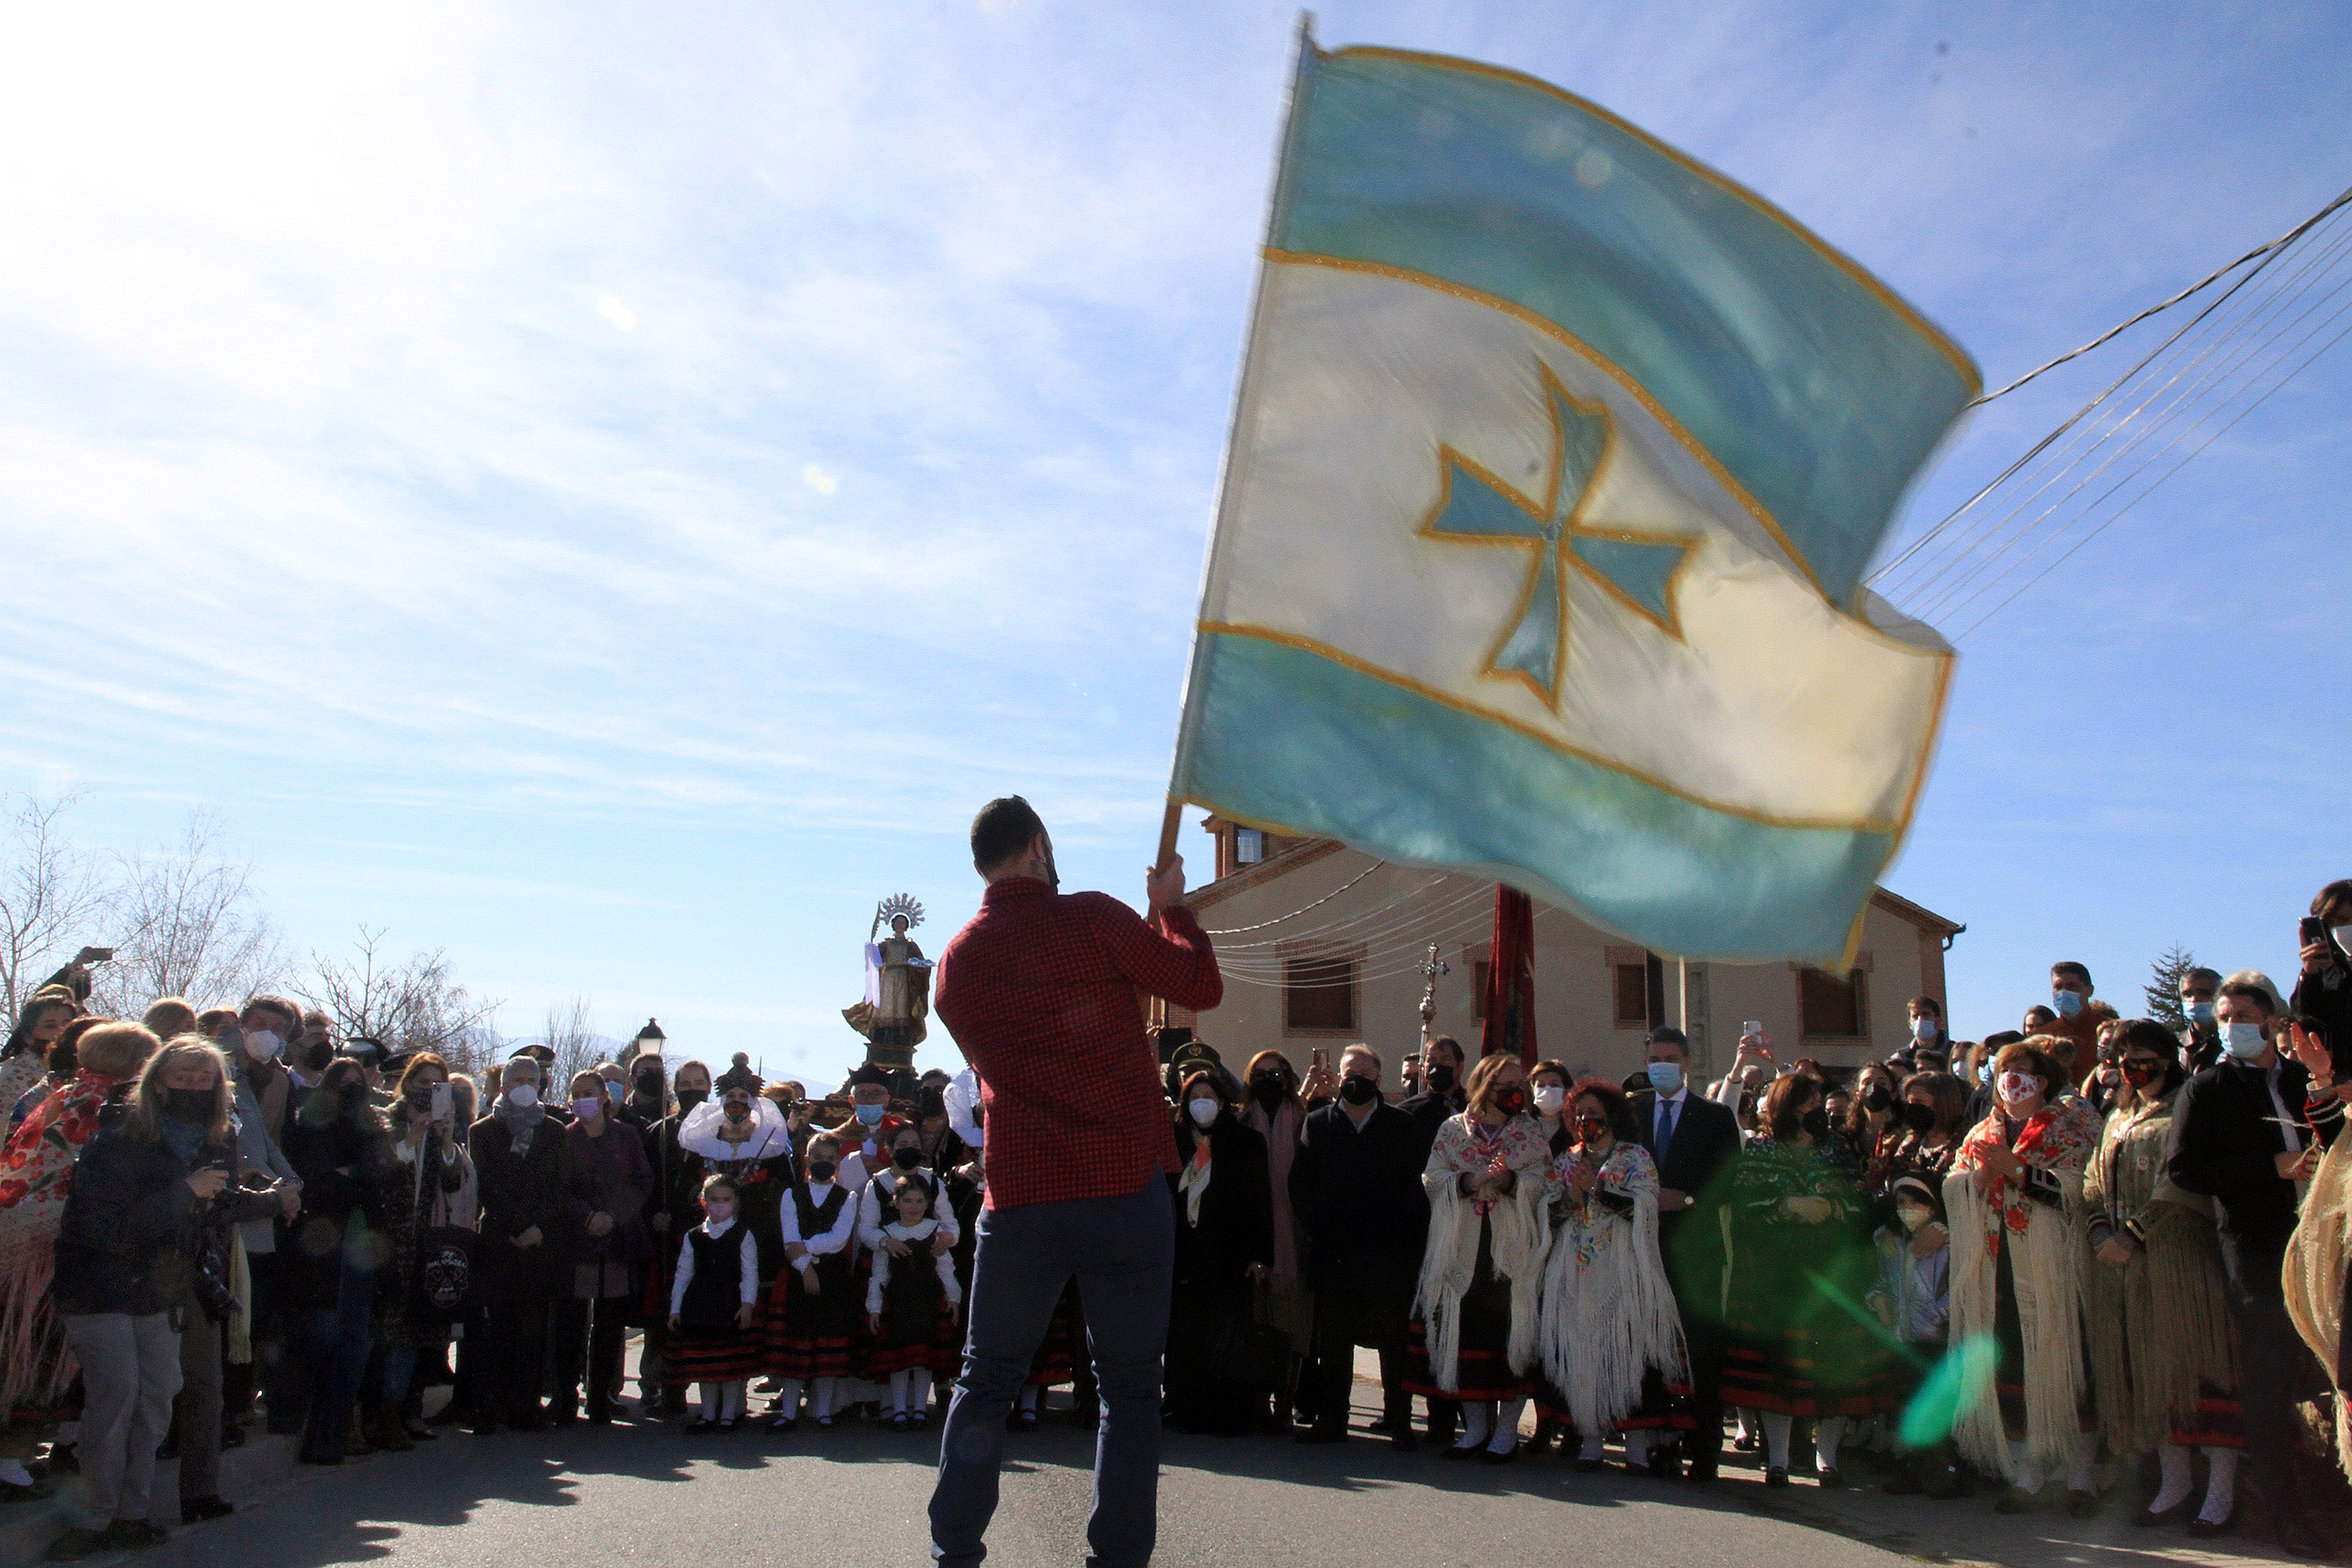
[1896,1204,1935,1234]
[1911,1017,1938,1043]
[1532,1084,1566,1116]
[2331,925,2352,957]
[1997,1069,2043,1107]
[1187,1098,1219,1127]
[2220,1020,2267,1061]
[505,1083,538,1109]
[244,1029,283,1060]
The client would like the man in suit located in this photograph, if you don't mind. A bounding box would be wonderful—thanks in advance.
[2167,975,2336,1558]
[1629,1025,1743,1484]
[1289,1046,1430,1449]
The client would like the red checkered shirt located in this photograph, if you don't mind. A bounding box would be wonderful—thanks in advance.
[934,877,1223,1210]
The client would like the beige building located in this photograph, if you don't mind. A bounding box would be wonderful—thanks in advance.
[1175,815,1961,1089]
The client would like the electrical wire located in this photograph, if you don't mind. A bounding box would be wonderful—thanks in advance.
[1198,858,1388,935]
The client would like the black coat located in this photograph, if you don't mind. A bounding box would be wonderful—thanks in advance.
[280,1107,398,1312]
[1629,1089,1741,1300]
[53,1128,196,1318]
[2167,1056,2335,1274]
[2291,962,2352,1075]
[1287,1101,1428,1299]
[1399,1087,1464,1171]
[471,1111,581,1304]
[1168,1115,1274,1292]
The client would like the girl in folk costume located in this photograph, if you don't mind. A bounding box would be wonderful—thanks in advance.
[1537,1079,1689,1473]
[765,1132,858,1431]
[1943,1038,2103,1512]
[0,1023,153,1498]
[855,1122,962,1254]
[1720,1072,1898,1488]
[863,1175,962,1430]
[2080,1022,2243,1530]
[667,1174,761,1432]
[1407,1052,1553,1464]
[678,1077,796,1292]
[1869,1174,1966,1498]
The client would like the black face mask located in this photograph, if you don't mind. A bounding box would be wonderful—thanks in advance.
[2121,1059,2163,1089]
[1862,1088,1894,1115]
[806,1160,837,1183]
[403,1089,433,1114]
[891,1147,924,1171]
[335,1081,366,1109]
[917,1089,947,1119]
[1801,1108,1831,1140]
[1426,1065,1457,1096]
[1897,1101,1936,1134]
[632,1073,664,1102]
[1250,1073,1290,1107]
[1493,1086,1526,1116]
[164,1087,213,1123]
[1338,1075,1379,1106]
[303,1042,335,1073]
[673,1089,708,1116]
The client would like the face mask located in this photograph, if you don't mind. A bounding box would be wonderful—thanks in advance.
[1896,1204,1935,1234]
[505,1083,538,1109]
[1800,1107,1830,1140]
[722,1098,751,1121]
[1250,1074,1289,1106]
[335,1080,366,1109]
[1997,1070,2043,1105]
[1493,1086,1526,1116]
[704,1202,734,1223]
[2121,1058,2162,1088]
[2332,925,2352,957]
[1338,1075,1379,1106]
[2221,1020,2267,1061]
[164,1086,213,1122]
[303,1042,335,1073]
[1575,1116,1607,1143]
[1976,1060,1994,1085]
[1912,1018,1938,1043]
[404,1089,433,1113]
[1862,1088,1893,1114]
[674,1089,708,1115]
[806,1160,836,1183]
[1646,1061,1684,1095]
[2052,989,2084,1019]
[892,1147,924,1171]
[2185,999,2215,1026]
[1426,1064,1456,1096]
[571,1097,604,1120]
[245,1029,283,1060]
[1897,1100,1936,1134]
[1188,1098,1219,1127]
[632,1073,663,1100]
[1532,1084,1566,1115]
[855,1103,886,1127]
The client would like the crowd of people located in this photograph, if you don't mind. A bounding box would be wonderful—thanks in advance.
[0,878,2345,1562]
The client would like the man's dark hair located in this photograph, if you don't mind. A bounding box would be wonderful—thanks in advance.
[2217,979,2277,1019]
[971,796,1046,873]
[2051,960,2092,988]
[1982,1030,2025,1050]
[1644,1025,1689,1054]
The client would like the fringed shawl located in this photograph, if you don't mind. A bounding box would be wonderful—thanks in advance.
[2285,1120,2351,1480]
[0,1069,123,1412]
[2080,1089,2236,1457]
[1538,1141,1686,1435]
[1945,1099,2097,1480]
[1415,1112,1552,1394]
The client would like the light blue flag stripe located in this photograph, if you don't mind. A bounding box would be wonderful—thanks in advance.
[1184,631,1892,962]
[1271,47,1978,604]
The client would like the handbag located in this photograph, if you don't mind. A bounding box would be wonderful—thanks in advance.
[410,1153,476,1320]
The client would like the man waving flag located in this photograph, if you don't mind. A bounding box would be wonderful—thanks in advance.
[1169,29,1978,965]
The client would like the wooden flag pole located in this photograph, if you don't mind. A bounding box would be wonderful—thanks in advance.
[1155,798,1185,874]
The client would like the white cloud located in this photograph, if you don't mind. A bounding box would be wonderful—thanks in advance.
[800,463,838,496]
[597,295,638,331]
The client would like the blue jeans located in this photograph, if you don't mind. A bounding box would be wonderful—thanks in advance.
[930,1178,1172,1568]
[299,1262,376,1460]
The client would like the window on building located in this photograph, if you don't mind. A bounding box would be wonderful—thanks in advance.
[1284,952,1356,1031]
[1234,828,1266,866]
[1611,951,1668,1030]
[1798,966,1867,1038]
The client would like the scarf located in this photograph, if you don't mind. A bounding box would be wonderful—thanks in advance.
[159,1114,206,1166]
[1241,1097,1302,1295]
[1952,1098,2100,1258]
[1177,1137,1214,1226]
[495,1097,545,1156]
[1415,1112,1554,1392]
[0,1069,123,1239]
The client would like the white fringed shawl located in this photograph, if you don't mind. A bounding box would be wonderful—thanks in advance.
[1415,1112,1552,1394]
[1539,1141,1686,1434]
[1943,1100,2097,1480]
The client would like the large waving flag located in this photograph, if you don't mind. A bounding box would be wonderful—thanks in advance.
[1168,35,1979,964]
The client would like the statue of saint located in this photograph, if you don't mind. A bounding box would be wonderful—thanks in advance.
[874,913,930,1046]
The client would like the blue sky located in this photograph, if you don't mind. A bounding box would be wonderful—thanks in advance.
[2,2,2346,1081]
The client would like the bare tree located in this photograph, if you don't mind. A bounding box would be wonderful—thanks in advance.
[539,994,604,1093]
[0,794,115,1020]
[93,813,288,1017]
[299,926,503,1076]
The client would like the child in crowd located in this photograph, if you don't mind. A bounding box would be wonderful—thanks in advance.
[1871,1173,1964,1497]
[863,1175,963,1430]
[767,1133,858,1431]
[667,1175,761,1432]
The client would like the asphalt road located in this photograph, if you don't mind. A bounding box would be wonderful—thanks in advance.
[133,1378,2307,1568]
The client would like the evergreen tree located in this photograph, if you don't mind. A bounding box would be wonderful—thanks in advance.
[2144,944,2196,1030]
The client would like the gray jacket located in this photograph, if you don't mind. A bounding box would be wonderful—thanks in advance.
[233,1065,302,1254]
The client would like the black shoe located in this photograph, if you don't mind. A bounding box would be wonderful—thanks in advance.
[1390,1430,1419,1453]
[219,1424,246,1450]
[1647,1449,1681,1480]
[1293,1425,1348,1445]
[2273,1515,2331,1561]
[41,1527,105,1562]
[1765,1466,1789,1488]
[1572,1456,1603,1473]
[2184,1503,2237,1539]
[1366,1415,1399,1435]
[298,1451,345,1466]
[44,1445,76,1476]
[1920,1465,1970,1500]
[1684,1464,1718,1485]
[910,1411,932,1429]
[686,1418,717,1434]
[507,1409,548,1433]
[103,1519,164,1549]
[1733,1433,1760,1453]
[1480,1443,1518,1465]
[767,1414,797,1433]
[1815,1465,1843,1488]
[1441,1441,1481,1461]
[181,1496,234,1524]
[2065,1488,2100,1519]
[889,1413,911,1433]
[1008,1409,1039,1433]
[0,1478,50,1504]
[717,1417,738,1433]
[153,1436,178,1461]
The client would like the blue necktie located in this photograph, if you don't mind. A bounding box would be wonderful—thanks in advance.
[1656,1098,1674,1155]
